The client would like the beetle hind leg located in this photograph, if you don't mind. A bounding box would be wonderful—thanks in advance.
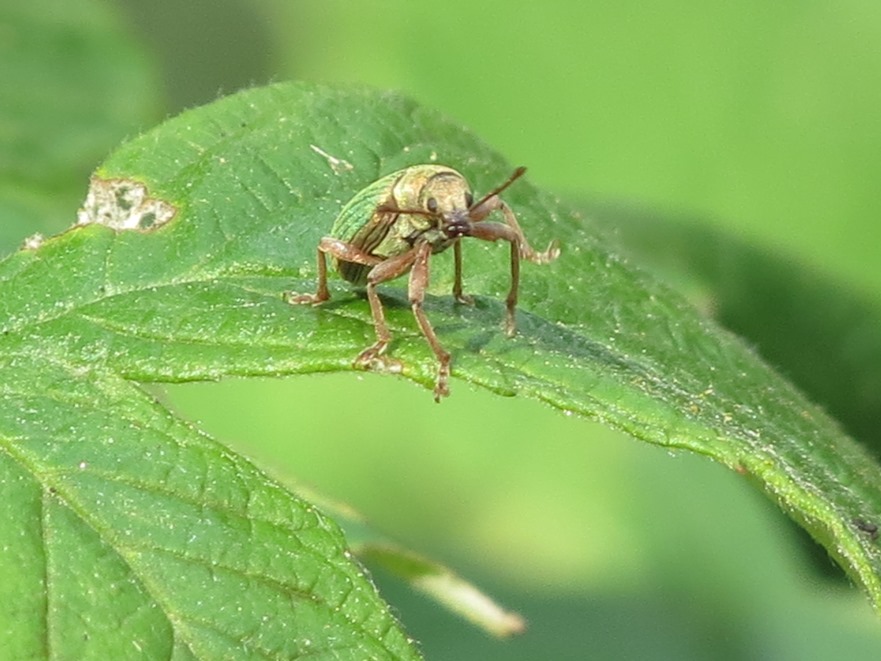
[354,279,403,374]
[285,247,331,305]
[286,237,384,305]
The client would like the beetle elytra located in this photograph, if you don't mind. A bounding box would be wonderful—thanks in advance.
[286,165,559,401]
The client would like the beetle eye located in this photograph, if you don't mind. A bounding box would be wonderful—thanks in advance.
[465,192,474,208]
[426,197,439,213]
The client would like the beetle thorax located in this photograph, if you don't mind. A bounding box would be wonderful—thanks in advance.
[390,168,473,251]
[394,169,471,210]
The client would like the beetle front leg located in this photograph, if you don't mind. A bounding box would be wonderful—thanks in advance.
[452,240,474,306]
[466,221,523,336]
[409,242,452,401]
[285,237,381,305]
[354,247,420,374]
[470,197,560,264]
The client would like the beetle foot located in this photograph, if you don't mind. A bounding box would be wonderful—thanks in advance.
[523,239,561,265]
[504,313,517,337]
[355,344,403,374]
[433,366,451,402]
[454,292,475,306]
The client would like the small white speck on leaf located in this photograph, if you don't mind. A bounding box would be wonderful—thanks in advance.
[77,177,176,232]
[309,144,354,175]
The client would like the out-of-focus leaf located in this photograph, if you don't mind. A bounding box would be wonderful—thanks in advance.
[0,0,159,247]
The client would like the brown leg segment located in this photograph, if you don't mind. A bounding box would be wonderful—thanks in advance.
[285,248,329,304]
[354,247,420,372]
[409,242,451,401]
[470,196,560,263]
[497,201,559,264]
[452,240,474,305]
[285,236,382,304]
[465,205,559,334]
[467,221,523,335]
[505,240,520,336]
[318,236,384,267]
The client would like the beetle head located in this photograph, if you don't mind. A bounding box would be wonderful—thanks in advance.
[415,172,474,237]
[378,166,527,239]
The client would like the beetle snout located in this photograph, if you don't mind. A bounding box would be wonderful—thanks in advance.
[442,211,472,238]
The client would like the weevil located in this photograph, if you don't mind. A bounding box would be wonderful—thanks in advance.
[286,165,560,401]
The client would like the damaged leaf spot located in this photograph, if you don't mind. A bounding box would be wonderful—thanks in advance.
[77,177,177,232]
[21,233,45,250]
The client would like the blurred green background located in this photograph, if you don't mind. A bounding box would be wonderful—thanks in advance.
[10,1,881,658]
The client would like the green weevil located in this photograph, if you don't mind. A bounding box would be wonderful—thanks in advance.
[287,164,560,401]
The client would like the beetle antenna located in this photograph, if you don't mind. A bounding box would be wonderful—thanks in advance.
[376,203,432,217]
[470,166,527,210]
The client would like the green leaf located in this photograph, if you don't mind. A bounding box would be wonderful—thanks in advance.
[587,205,881,460]
[3,80,881,659]
[0,356,420,659]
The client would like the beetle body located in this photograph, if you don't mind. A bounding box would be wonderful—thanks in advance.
[287,164,559,401]
[330,165,467,284]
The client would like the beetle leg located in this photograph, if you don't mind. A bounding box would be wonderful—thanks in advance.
[470,197,560,264]
[286,237,381,304]
[317,236,383,267]
[465,221,523,336]
[498,201,560,264]
[285,247,329,304]
[354,247,420,374]
[409,242,452,401]
[452,240,474,305]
